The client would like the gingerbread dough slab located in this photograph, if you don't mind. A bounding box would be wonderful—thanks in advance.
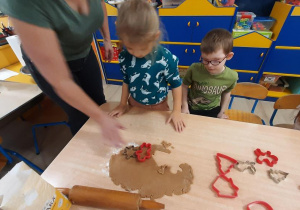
[109,142,194,199]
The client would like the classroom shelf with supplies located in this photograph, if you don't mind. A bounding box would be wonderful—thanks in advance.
[94,0,300,99]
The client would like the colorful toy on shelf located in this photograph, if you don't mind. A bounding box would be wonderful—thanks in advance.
[252,17,276,31]
[285,0,300,5]
[214,0,235,7]
[235,12,256,30]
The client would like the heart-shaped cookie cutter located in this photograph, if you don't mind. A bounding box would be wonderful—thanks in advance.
[246,201,273,210]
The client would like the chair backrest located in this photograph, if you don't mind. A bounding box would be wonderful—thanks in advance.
[270,94,300,126]
[273,94,300,109]
[231,82,268,99]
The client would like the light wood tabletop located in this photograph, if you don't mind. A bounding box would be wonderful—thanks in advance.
[42,102,300,210]
[0,81,42,120]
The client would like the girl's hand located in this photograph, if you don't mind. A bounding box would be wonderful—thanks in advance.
[97,113,125,147]
[109,104,128,118]
[217,112,228,119]
[103,39,114,62]
[181,103,190,114]
[167,111,186,133]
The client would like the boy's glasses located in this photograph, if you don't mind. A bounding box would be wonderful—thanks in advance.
[199,55,228,66]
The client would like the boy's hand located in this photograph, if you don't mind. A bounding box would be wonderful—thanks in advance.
[181,103,190,114]
[167,111,186,132]
[108,104,128,118]
[217,112,228,119]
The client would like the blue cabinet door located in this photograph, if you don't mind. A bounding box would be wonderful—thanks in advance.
[160,16,234,43]
[103,63,122,81]
[95,16,118,40]
[276,16,300,47]
[226,47,268,71]
[236,72,257,83]
[163,44,201,66]
[190,16,234,43]
[262,48,300,75]
[160,16,194,42]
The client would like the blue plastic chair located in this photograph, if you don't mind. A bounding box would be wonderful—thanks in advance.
[0,137,43,174]
[270,94,300,127]
[32,121,70,154]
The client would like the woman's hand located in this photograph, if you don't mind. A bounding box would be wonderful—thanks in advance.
[97,112,125,147]
[103,39,114,62]
[167,111,186,133]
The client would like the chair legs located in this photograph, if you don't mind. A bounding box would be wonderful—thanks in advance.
[32,121,70,155]
[0,145,44,174]
[269,109,278,126]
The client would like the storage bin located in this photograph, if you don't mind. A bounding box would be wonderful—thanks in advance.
[252,17,276,31]
[235,12,256,30]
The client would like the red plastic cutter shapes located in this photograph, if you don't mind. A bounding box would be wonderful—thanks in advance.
[135,142,152,162]
[254,148,278,167]
[216,153,238,175]
[212,174,239,198]
[246,201,273,210]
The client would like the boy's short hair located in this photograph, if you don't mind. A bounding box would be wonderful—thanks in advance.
[201,28,233,55]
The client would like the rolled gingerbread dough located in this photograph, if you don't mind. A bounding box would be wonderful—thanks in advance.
[109,143,194,199]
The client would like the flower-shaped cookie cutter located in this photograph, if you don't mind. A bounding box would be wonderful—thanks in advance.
[216,153,238,175]
[246,201,273,210]
[254,148,278,167]
[135,142,152,162]
[234,160,256,174]
[268,169,289,184]
[212,174,239,198]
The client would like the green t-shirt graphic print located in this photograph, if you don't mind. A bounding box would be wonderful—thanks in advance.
[183,63,238,110]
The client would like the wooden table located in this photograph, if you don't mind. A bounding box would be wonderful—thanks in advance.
[0,81,42,126]
[42,102,300,210]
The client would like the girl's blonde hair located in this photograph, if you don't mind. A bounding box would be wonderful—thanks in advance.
[116,0,160,44]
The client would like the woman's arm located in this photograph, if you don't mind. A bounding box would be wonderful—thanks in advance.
[12,18,124,146]
[99,0,114,61]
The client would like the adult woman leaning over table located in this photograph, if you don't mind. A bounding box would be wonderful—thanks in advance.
[0,0,124,146]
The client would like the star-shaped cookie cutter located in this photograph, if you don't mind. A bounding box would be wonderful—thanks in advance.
[234,160,256,174]
[122,145,138,159]
[254,148,278,167]
[268,169,289,184]
[212,174,239,198]
[135,142,152,162]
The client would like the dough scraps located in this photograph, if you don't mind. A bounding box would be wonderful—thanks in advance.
[109,143,194,199]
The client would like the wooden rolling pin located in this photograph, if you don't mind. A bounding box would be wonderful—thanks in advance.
[58,185,165,210]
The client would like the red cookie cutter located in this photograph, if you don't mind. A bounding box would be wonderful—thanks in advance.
[246,201,273,210]
[254,148,278,167]
[216,153,238,175]
[135,142,152,162]
[212,174,239,198]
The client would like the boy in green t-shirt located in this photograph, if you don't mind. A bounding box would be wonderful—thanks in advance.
[182,28,238,118]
